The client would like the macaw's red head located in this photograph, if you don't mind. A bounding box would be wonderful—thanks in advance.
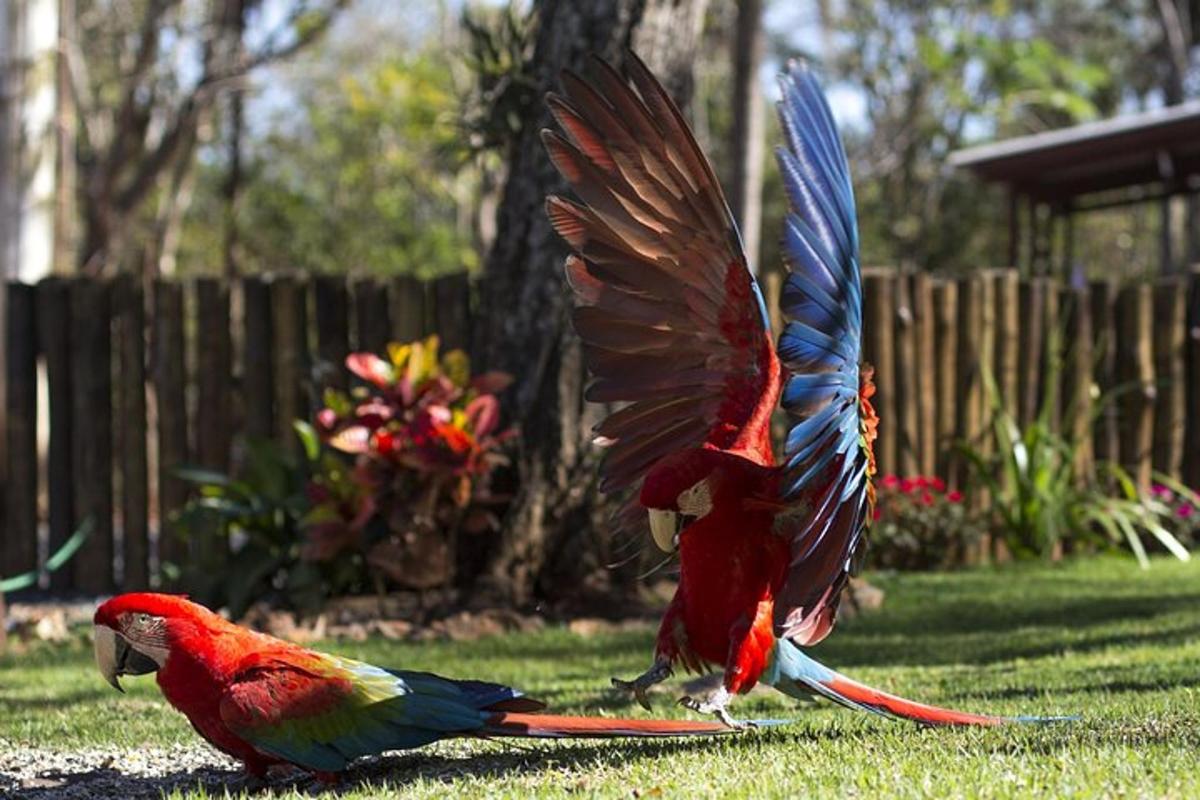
[93,593,220,692]
[639,450,721,552]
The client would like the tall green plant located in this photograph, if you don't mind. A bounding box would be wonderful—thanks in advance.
[958,342,1190,567]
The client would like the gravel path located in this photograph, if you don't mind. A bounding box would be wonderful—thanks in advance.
[0,740,565,799]
[0,744,243,799]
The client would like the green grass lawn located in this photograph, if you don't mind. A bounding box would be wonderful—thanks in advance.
[3,555,1200,798]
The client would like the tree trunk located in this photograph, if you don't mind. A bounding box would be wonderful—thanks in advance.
[477,0,708,605]
[728,0,765,273]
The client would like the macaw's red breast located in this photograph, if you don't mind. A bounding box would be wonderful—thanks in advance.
[668,467,790,690]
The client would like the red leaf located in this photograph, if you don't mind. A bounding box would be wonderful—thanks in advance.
[355,401,394,421]
[465,395,500,438]
[346,353,394,388]
[329,425,371,454]
[471,371,514,395]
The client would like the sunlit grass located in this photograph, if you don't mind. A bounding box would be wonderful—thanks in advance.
[4,555,1200,798]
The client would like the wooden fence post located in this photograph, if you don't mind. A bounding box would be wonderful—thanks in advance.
[70,278,114,593]
[932,279,958,480]
[892,272,919,476]
[911,272,936,476]
[195,278,233,570]
[354,277,391,354]
[1017,278,1046,428]
[4,282,38,581]
[992,270,1020,415]
[955,275,986,495]
[1060,283,1093,477]
[154,279,189,583]
[113,274,149,590]
[863,270,897,477]
[433,273,472,353]
[1185,267,1200,488]
[242,276,275,441]
[1089,279,1120,466]
[195,279,234,475]
[314,275,350,391]
[1116,284,1155,491]
[1039,278,1061,432]
[390,275,427,343]
[36,278,74,590]
[272,275,310,452]
[1152,277,1187,480]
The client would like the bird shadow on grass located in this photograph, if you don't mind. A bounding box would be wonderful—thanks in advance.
[9,735,758,800]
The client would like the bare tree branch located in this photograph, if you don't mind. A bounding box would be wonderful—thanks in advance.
[1157,0,1191,102]
[77,0,346,271]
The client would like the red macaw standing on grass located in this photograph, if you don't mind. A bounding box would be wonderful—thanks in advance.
[543,53,1065,728]
[93,593,755,782]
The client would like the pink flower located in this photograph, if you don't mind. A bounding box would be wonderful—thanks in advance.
[900,478,916,494]
[920,491,934,506]
[1178,503,1194,519]
[929,477,946,493]
[315,407,339,432]
[872,507,882,521]
[946,490,963,503]
[881,474,900,489]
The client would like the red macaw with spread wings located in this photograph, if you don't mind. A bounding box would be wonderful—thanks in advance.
[542,52,1066,728]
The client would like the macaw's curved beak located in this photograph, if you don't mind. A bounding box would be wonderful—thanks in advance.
[93,625,159,692]
[648,508,680,552]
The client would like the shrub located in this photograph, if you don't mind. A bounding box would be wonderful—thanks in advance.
[1148,481,1200,550]
[306,335,513,589]
[869,475,982,570]
[173,434,341,618]
[958,347,1190,566]
[173,335,514,616]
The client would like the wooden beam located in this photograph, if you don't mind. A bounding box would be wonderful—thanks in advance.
[1008,187,1020,270]
[1161,194,1174,274]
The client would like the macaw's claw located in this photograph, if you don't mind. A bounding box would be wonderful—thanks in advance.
[678,686,755,730]
[611,660,673,710]
[229,771,268,795]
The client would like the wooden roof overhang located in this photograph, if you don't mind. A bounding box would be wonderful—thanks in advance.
[950,101,1200,271]
[950,101,1200,209]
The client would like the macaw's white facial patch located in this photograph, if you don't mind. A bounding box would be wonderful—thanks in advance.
[677,480,713,518]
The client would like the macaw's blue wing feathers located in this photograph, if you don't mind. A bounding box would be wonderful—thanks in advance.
[771,62,876,646]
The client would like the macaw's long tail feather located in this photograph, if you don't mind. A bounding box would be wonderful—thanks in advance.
[765,639,1074,726]
[482,713,740,738]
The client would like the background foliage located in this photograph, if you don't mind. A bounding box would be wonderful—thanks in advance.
[59,0,1199,279]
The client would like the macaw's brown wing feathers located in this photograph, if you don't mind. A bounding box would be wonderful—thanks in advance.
[544,52,776,512]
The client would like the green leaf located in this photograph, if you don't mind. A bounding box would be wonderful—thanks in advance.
[294,420,322,462]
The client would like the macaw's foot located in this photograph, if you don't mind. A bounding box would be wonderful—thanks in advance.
[232,767,268,794]
[678,685,757,730]
[611,659,673,710]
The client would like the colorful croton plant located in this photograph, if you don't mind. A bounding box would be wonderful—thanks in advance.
[304,336,513,589]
